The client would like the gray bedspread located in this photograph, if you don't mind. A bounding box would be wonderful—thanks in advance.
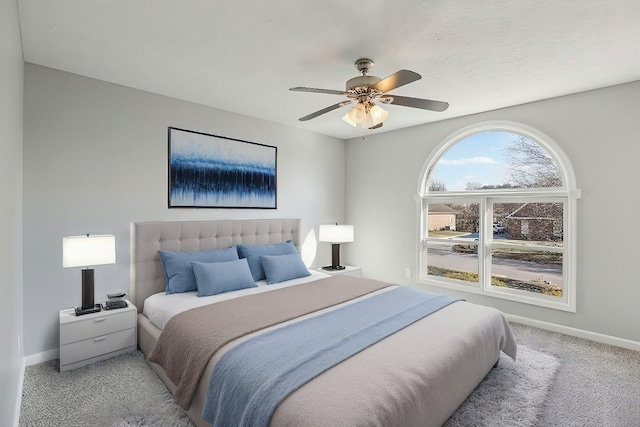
[148,276,517,426]
[269,300,517,427]
[203,287,461,426]
[147,275,391,409]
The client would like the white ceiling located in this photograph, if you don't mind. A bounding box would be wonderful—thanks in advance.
[17,0,640,140]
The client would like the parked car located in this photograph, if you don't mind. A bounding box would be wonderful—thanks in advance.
[492,224,505,234]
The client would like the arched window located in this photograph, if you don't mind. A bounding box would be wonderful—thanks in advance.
[417,122,580,311]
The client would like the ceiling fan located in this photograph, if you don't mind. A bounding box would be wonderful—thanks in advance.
[290,58,449,129]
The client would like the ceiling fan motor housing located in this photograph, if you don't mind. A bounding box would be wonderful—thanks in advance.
[345,75,381,92]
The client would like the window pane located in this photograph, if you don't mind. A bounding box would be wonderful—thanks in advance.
[493,202,564,246]
[425,201,480,284]
[427,132,562,191]
[427,202,480,237]
[490,248,563,297]
[425,240,479,284]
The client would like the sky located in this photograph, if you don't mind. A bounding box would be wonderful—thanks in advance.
[429,131,522,191]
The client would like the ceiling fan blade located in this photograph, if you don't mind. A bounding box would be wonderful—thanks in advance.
[370,70,421,93]
[368,122,383,130]
[298,101,352,121]
[290,87,346,96]
[387,94,449,112]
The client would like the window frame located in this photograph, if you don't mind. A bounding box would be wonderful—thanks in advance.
[417,121,580,312]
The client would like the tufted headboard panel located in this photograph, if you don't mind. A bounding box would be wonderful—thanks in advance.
[130,218,301,313]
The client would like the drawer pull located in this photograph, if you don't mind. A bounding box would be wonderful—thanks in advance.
[94,318,107,323]
[94,336,107,342]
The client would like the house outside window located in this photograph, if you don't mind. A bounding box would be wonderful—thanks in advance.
[428,203,457,231]
[417,122,580,311]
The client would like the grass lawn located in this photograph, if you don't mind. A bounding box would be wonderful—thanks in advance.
[427,265,563,297]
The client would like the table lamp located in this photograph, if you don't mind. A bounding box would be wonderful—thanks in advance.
[318,224,354,270]
[63,234,116,316]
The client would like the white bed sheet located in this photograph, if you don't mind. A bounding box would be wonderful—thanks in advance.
[143,269,330,330]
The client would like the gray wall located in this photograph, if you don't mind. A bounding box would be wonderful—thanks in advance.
[23,64,346,356]
[0,0,24,424]
[18,50,640,397]
[345,81,640,343]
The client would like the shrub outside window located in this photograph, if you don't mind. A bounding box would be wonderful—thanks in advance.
[417,122,579,312]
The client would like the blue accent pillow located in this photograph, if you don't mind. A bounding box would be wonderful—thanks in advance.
[192,258,257,297]
[237,241,297,281]
[260,253,311,285]
[159,246,239,294]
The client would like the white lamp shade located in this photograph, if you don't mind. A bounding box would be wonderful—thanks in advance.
[342,112,357,127]
[342,102,388,128]
[347,103,367,125]
[368,104,389,126]
[63,234,116,268]
[318,224,354,243]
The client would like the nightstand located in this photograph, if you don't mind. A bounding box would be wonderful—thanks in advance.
[315,265,362,278]
[59,301,137,372]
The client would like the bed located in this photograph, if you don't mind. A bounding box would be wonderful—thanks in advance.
[131,218,517,427]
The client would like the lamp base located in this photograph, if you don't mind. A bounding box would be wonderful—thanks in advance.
[74,304,102,316]
[81,268,95,310]
[322,265,346,271]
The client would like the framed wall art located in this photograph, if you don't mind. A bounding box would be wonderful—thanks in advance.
[168,127,277,209]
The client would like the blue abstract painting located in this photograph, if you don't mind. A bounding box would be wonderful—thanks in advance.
[168,128,277,208]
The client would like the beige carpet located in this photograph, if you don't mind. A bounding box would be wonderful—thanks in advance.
[20,343,558,427]
[444,344,559,426]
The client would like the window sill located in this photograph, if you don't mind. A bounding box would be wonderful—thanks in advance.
[419,276,576,312]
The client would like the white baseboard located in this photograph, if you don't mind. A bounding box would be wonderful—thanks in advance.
[24,348,59,366]
[16,349,58,426]
[14,357,25,427]
[506,314,640,352]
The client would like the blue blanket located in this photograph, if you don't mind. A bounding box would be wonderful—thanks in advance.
[202,286,461,427]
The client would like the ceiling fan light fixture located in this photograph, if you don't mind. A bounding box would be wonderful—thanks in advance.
[342,112,357,127]
[347,102,367,124]
[368,104,389,127]
[342,102,388,128]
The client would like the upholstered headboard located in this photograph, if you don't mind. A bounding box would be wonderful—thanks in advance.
[130,219,301,313]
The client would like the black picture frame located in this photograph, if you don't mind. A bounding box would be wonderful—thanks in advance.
[168,127,277,209]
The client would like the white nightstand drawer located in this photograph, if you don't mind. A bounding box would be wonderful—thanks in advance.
[60,308,136,345]
[60,328,136,366]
